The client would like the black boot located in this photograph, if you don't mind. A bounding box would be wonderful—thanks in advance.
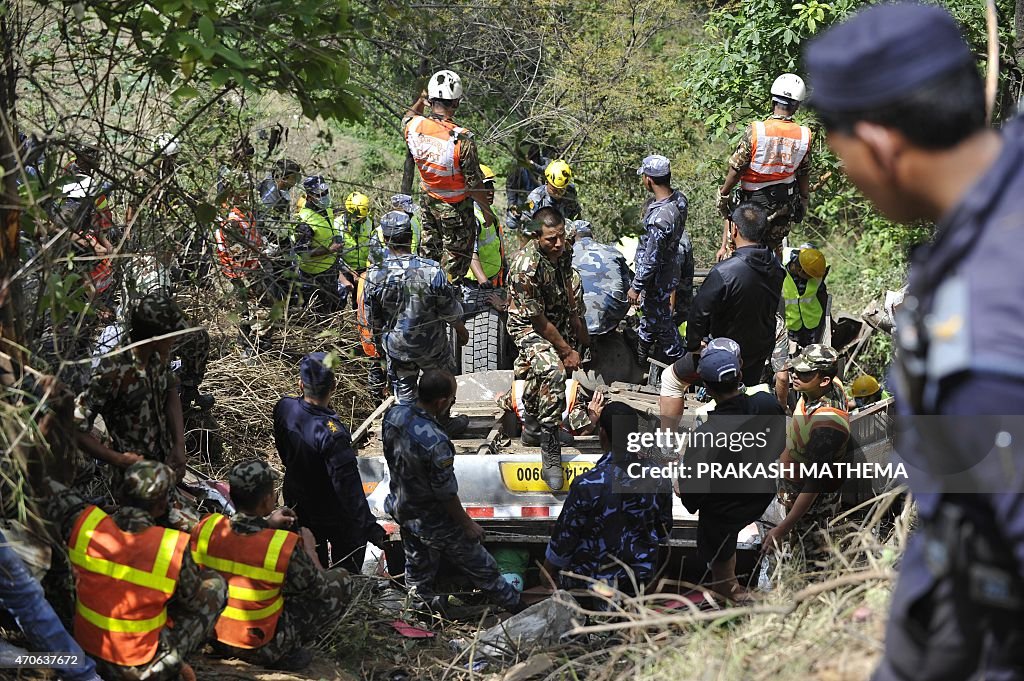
[637,340,653,379]
[180,384,214,411]
[540,427,564,491]
[521,413,541,446]
[438,410,469,437]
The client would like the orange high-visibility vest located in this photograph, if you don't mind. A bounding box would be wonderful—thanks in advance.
[509,379,582,434]
[739,119,812,191]
[356,273,378,358]
[215,207,263,279]
[190,513,298,650]
[93,194,114,233]
[404,115,469,203]
[786,391,850,465]
[67,506,188,667]
[83,234,114,294]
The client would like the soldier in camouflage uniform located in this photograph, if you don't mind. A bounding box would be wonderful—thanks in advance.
[47,461,227,681]
[763,344,851,567]
[403,70,498,292]
[507,207,587,490]
[364,212,470,436]
[628,156,690,367]
[383,370,524,615]
[571,220,634,336]
[190,460,351,671]
[542,403,673,598]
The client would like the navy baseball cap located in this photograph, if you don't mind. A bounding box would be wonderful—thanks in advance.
[805,3,974,112]
[300,352,334,389]
[697,349,740,383]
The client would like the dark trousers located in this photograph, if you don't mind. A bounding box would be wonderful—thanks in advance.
[305,523,366,574]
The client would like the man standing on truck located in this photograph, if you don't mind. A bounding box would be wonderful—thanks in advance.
[806,5,1024,678]
[507,206,588,491]
[403,70,497,292]
[383,370,525,616]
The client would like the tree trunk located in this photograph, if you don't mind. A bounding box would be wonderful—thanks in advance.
[0,10,25,355]
[401,57,431,195]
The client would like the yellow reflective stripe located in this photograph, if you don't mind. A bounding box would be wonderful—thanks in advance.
[228,584,281,601]
[191,513,223,568]
[222,597,284,622]
[264,531,289,572]
[69,508,180,594]
[193,515,288,584]
[77,600,166,634]
[73,506,106,554]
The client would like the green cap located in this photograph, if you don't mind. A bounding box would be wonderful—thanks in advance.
[228,459,278,496]
[121,460,175,504]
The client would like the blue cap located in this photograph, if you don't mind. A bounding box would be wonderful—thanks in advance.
[637,154,670,178]
[300,352,334,390]
[391,193,414,212]
[572,220,593,237]
[805,3,974,112]
[698,349,740,383]
[380,211,413,239]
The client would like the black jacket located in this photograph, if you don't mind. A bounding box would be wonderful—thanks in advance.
[686,245,784,383]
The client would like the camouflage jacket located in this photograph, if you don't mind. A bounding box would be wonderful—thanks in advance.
[573,236,632,335]
[545,451,673,592]
[633,191,689,293]
[728,115,813,179]
[76,348,176,463]
[507,240,579,342]
[227,512,329,598]
[505,184,582,232]
[363,254,462,364]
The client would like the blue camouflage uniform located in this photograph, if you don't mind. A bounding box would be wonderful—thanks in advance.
[545,451,673,595]
[572,228,634,335]
[382,404,520,610]
[363,254,462,404]
[805,5,1024,680]
[633,190,689,361]
[505,184,582,233]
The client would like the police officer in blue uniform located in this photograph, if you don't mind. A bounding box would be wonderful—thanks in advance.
[273,352,387,572]
[382,369,524,615]
[806,5,1024,678]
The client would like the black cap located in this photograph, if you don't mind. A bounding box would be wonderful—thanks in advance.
[805,3,974,112]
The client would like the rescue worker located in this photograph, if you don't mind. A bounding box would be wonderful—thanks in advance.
[382,369,525,615]
[191,460,352,671]
[273,353,388,572]
[364,211,470,433]
[48,461,227,681]
[214,195,273,354]
[65,144,116,236]
[542,402,673,598]
[506,142,546,209]
[571,220,633,337]
[716,74,812,259]
[403,70,497,289]
[805,7,1024,675]
[467,164,506,288]
[674,342,785,602]
[762,345,850,566]
[849,374,889,411]
[506,159,582,232]
[782,246,829,349]
[627,155,689,368]
[688,203,784,386]
[259,159,302,220]
[335,191,373,309]
[507,207,588,490]
[292,175,343,312]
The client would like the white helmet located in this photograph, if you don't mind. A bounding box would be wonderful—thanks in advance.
[771,73,806,104]
[61,175,94,199]
[154,133,180,157]
[427,70,463,101]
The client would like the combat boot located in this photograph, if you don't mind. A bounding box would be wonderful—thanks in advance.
[438,410,470,437]
[179,384,214,411]
[540,427,564,490]
[521,413,541,446]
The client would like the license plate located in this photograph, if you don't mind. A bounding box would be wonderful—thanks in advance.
[500,461,594,492]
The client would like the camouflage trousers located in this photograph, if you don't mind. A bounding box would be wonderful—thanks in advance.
[513,334,567,429]
[400,523,520,610]
[229,277,277,350]
[388,351,458,405]
[420,196,475,288]
[778,479,842,568]
[93,569,226,681]
[638,289,684,361]
[219,568,350,667]
[173,324,210,389]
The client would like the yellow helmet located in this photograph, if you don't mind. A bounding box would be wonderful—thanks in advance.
[345,192,371,219]
[798,248,827,279]
[544,159,573,189]
[850,374,881,398]
[479,164,496,184]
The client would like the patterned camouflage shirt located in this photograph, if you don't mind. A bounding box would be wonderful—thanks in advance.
[364,254,463,364]
[227,512,330,599]
[728,115,813,178]
[76,348,176,462]
[507,240,579,342]
[573,236,634,335]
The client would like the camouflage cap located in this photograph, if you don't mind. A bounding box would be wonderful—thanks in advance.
[132,292,187,334]
[228,459,278,496]
[571,220,593,238]
[787,344,839,372]
[120,460,175,504]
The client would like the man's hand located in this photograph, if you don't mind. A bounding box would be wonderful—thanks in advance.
[715,246,730,263]
[626,287,641,306]
[119,451,144,468]
[267,507,297,530]
[455,323,469,347]
[370,524,389,550]
[462,519,485,542]
[761,526,787,556]
[716,192,732,219]
[486,292,507,311]
[559,348,582,372]
[586,390,606,425]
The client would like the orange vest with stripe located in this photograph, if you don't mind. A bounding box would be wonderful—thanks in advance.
[404,115,469,203]
[84,234,115,294]
[786,387,850,465]
[215,207,263,279]
[356,273,378,358]
[67,506,188,667]
[739,118,812,191]
[190,513,298,650]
